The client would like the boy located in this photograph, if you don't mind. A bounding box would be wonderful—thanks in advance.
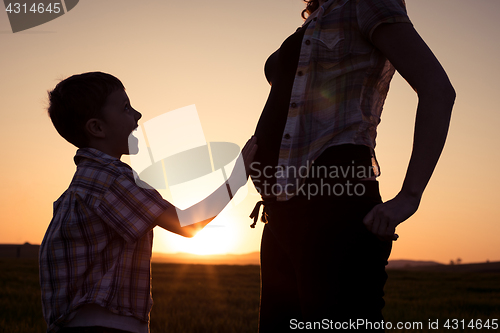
[39,72,257,333]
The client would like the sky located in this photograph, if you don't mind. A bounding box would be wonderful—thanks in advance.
[1,0,499,264]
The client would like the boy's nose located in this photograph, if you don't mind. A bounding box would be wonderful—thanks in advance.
[135,110,142,121]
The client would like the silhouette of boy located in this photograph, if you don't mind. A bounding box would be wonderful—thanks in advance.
[39,72,257,333]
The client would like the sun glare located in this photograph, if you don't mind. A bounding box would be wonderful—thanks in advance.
[155,213,239,255]
[151,175,250,256]
[173,225,236,255]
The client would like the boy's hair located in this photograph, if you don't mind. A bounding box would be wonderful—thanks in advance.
[47,72,125,148]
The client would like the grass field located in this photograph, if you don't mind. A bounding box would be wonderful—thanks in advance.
[1,259,499,332]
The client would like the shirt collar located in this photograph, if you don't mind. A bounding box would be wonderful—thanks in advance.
[303,0,347,26]
[74,147,120,166]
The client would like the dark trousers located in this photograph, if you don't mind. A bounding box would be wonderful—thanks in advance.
[258,181,392,332]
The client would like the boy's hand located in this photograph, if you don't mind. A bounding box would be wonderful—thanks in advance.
[241,136,258,177]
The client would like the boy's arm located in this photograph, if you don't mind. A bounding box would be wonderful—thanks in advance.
[154,170,242,238]
[154,136,258,238]
[153,206,213,238]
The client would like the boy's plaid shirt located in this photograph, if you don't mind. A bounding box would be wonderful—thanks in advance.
[276,0,411,201]
[39,148,170,332]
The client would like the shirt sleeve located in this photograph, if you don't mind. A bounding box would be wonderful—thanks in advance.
[95,174,171,243]
[356,0,412,41]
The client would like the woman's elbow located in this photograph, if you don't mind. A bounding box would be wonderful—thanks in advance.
[419,80,456,108]
[440,83,456,116]
[443,82,456,105]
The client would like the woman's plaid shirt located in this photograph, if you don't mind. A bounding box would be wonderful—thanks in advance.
[276,0,411,201]
[39,148,170,332]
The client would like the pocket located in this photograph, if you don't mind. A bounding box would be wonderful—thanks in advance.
[313,29,346,69]
[316,31,343,50]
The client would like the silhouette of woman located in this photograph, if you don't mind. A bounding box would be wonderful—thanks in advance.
[249,0,454,331]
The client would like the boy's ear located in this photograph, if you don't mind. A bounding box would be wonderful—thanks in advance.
[85,118,106,139]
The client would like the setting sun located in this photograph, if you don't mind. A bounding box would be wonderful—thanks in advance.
[154,215,238,255]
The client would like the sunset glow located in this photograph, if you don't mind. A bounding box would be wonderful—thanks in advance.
[1,0,500,264]
[157,219,238,256]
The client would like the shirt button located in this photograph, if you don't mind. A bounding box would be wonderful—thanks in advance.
[284,133,291,139]
[297,71,303,76]
[305,40,311,45]
[291,102,297,108]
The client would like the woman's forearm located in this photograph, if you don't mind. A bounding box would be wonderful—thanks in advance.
[400,88,455,200]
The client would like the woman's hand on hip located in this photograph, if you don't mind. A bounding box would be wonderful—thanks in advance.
[362,191,421,242]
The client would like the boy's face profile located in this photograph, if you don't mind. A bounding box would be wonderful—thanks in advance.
[85,89,142,159]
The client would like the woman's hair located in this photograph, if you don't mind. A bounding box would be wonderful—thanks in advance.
[301,0,320,20]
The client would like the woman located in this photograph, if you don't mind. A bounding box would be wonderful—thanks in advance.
[249,0,455,331]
